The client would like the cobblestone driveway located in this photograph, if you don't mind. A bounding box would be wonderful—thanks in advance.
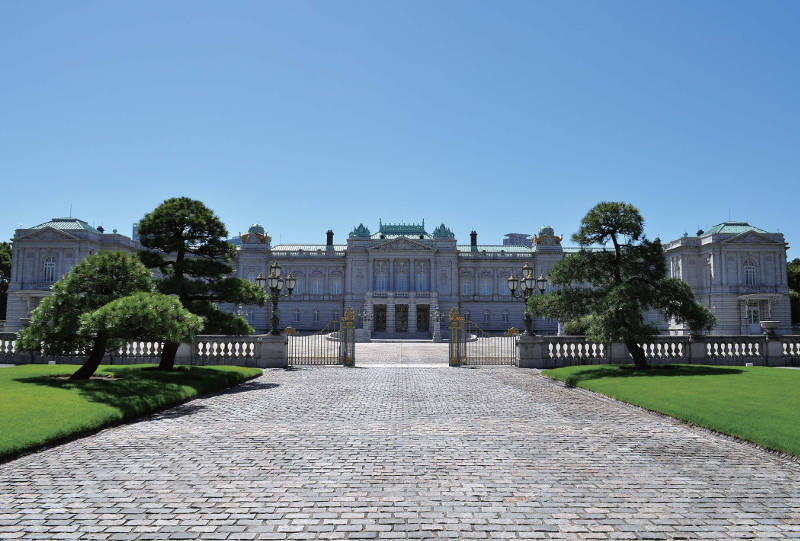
[1,353,799,539]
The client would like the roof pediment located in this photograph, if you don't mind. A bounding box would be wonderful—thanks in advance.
[369,236,436,252]
[17,226,80,241]
[719,231,782,245]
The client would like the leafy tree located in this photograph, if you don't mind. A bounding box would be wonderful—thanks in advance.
[789,257,800,325]
[0,241,10,320]
[137,197,266,370]
[528,202,715,368]
[16,252,154,379]
[79,292,203,350]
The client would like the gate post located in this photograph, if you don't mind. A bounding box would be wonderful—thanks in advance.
[449,307,464,366]
[341,307,356,367]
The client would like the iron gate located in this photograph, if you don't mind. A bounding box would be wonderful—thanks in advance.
[288,308,356,366]
[448,307,518,366]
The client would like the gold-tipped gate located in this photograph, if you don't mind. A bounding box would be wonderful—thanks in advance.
[448,307,518,366]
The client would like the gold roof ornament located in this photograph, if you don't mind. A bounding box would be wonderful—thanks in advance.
[533,226,562,246]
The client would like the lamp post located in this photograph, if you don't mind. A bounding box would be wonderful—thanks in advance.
[357,306,373,330]
[507,263,548,335]
[256,262,296,335]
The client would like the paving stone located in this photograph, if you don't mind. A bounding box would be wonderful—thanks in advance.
[0,349,799,539]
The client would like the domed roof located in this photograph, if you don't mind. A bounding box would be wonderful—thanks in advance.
[539,225,554,236]
[248,224,265,235]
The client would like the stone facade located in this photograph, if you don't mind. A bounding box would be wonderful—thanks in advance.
[4,218,793,336]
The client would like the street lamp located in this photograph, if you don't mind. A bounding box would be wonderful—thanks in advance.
[256,263,295,335]
[507,263,548,335]
[357,306,373,330]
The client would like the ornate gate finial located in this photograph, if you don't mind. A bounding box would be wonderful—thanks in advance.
[449,306,462,322]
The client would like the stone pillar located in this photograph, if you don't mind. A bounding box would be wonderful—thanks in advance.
[409,301,417,333]
[255,334,288,368]
[517,335,547,369]
[765,336,784,367]
[432,304,441,342]
[366,300,374,332]
[609,342,629,363]
[688,337,707,364]
[387,297,396,333]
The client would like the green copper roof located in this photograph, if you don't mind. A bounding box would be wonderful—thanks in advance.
[378,219,426,236]
[31,217,100,233]
[702,221,769,236]
[349,223,371,238]
[432,223,455,239]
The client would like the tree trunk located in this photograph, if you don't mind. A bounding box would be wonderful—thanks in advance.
[158,341,179,371]
[626,341,649,369]
[70,336,108,380]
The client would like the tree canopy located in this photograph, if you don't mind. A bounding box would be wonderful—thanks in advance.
[137,197,266,369]
[16,252,156,379]
[529,202,715,368]
[789,257,800,325]
[0,241,10,320]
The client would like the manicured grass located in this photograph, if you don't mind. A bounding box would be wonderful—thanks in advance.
[0,364,262,461]
[542,364,800,457]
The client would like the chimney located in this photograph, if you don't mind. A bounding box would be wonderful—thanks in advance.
[326,229,334,247]
[470,230,477,252]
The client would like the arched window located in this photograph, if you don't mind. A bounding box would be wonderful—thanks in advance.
[313,308,320,322]
[43,256,56,282]
[293,308,301,322]
[744,259,757,287]
[462,279,473,296]
[483,310,490,323]
[311,276,323,295]
[480,277,491,296]
[502,310,509,323]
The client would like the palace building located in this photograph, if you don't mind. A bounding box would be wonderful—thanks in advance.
[3,218,793,337]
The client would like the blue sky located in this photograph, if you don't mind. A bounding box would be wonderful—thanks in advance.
[2,1,799,256]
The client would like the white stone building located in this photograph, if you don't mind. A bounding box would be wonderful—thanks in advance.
[4,218,793,336]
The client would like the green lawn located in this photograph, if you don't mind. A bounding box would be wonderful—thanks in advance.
[542,364,800,457]
[0,364,262,461]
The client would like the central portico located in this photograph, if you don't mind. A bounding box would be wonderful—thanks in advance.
[363,235,440,336]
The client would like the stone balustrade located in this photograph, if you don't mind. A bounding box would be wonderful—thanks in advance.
[0,333,288,368]
[518,334,800,369]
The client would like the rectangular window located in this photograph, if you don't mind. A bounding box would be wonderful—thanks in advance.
[744,266,756,287]
[747,307,760,325]
[462,281,472,296]
[332,281,342,295]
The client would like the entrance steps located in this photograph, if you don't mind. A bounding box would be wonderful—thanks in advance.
[370,332,434,343]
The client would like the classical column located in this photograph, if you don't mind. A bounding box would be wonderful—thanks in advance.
[387,295,396,333]
[366,301,374,332]
[432,304,441,342]
[408,301,417,333]
[389,259,395,292]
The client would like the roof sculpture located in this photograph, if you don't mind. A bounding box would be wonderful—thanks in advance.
[349,223,371,238]
[432,223,455,239]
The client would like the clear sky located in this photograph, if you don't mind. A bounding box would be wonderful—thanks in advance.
[2,1,799,257]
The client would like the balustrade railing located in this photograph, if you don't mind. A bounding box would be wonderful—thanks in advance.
[193,335,258,364]
[546,337,608,364]
[704,336,765,363]
[780,336,800,366]
[637,337,689,361]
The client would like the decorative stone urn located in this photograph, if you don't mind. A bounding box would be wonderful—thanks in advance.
[760,320,780,336]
